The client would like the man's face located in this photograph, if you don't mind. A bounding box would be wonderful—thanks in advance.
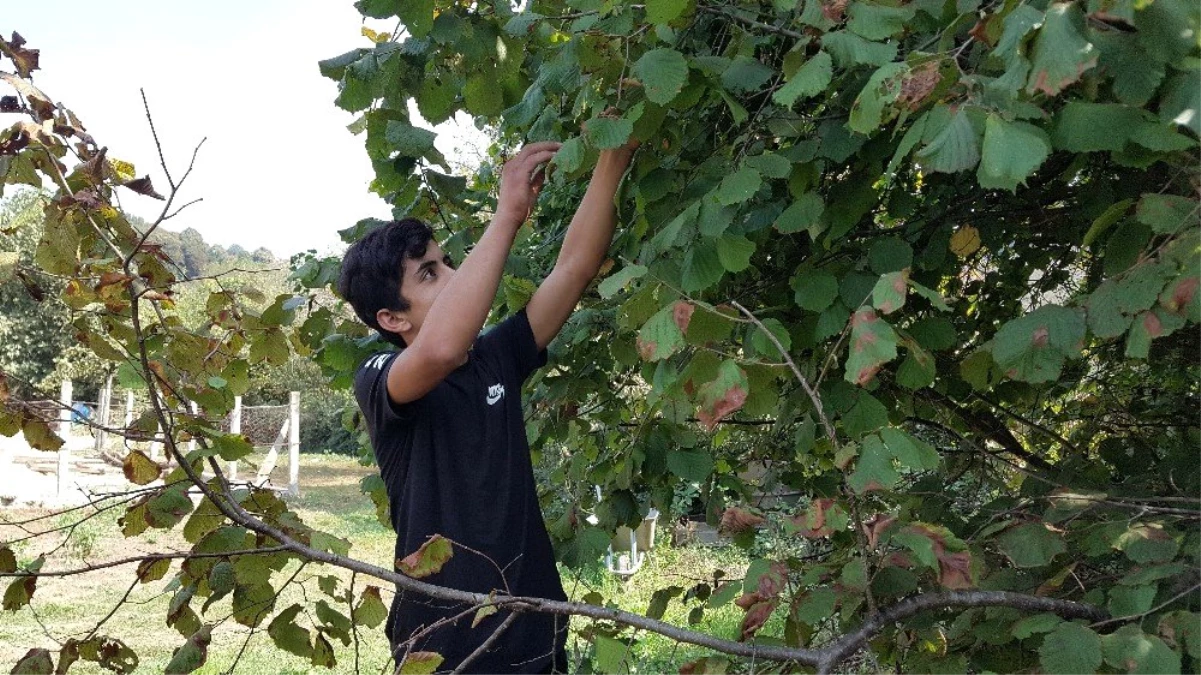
[396,241,455,335]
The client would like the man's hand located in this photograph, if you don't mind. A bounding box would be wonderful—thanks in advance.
[497,141,561,224]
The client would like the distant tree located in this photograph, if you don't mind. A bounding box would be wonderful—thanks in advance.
[178,227,210,277]
[0,189,73,398]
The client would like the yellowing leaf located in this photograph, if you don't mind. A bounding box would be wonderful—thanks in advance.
[397,534,453,578]
[949,225,981,258]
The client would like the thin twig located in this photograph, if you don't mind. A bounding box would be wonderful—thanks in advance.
[451,610,522,674]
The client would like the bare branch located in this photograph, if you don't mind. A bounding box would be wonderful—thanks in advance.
[451,610,522,674]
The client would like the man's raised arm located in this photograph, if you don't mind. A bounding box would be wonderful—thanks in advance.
[386,142,560,405]
[526,144,637,351]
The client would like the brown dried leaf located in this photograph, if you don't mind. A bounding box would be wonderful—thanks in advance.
[897,62,943,111]
[121,176,166,200]
[1,32,40,78]
[719,507,765,535]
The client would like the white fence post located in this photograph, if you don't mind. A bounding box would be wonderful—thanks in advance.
[124,391,135,429]
[56,379,73,500]
[288,392,300,497]
[228,395,242,481]
[93,373,114,455]
[187,401,199,455]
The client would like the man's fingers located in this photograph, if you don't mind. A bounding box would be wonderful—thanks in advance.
[518,141,562,155]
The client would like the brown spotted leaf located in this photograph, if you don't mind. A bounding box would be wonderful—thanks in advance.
[695,360,748,430]
[844,308,899,387]
[397,534,453,579]
[123,450,161,486]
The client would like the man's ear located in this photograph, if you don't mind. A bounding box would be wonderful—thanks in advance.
[376,308,411,335]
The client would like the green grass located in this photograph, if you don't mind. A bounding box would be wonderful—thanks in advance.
[1,455,756,674]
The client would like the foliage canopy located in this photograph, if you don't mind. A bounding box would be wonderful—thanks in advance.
[0,0,1198,669]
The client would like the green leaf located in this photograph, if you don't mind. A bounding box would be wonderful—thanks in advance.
[633,49,690,105]
[599,264,648,299]
[749,317,791,357]
[743,152,791,179]
[872,271,909,314]
[1116,524,1179,564]
[775,192,825,235]
[792,269,840,312]
[637,305,686,361]
[794,587,839,625]
[586,116,634,150]
[0,547,15,575]
[1026,3,1097,96]
[1136,193,1198,235]
[716,234,755,272]
[716,168,762,205]
[164,626,212,675]
[464,74,503,116]
[384,121,437,158]
[595,636,631,674]
[268,605,313,659]
[848,2,915,39]
[1160,71,1201,135]
[1040,622,1102,674]
[917,108,979,174]
[978,115,1051,192]
[844,393,889,437]
[848,434,901,493]
[311,633,336,669]
[397,534,454,578]
[233,583,277,628]
[822,31,899,67]
[996,522,1067,567]
[3,576,36,611]
[849,62,907,135]
[1012,613,1062,639]
[1083,199,1134,247]
[896,345,936,389]
[1102,625,1181,674]
[773,51,833,107]
[399,652,444,674]
[881,427,939,471]
[646,0,690,23]
[1108,584,1157,617]
[146,487,194,529]
[666,449,714,482]
[991,305,1085,383]
[12,649,54,675]
[869,237,914,274]
[682,243,726,292]
[212,433,254,462]
[1158,611,1201,659]
[722,56,775,94]
[396,0,434,38]
[845,308,900,386]
[646,585,684,620]
[1051,103,1143,152]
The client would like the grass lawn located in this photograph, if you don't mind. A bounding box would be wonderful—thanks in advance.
[1,454,757,674]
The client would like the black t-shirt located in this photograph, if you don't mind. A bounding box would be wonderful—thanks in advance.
[353,310,568,673]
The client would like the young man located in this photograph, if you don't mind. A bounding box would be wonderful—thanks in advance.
[338,140,635,672]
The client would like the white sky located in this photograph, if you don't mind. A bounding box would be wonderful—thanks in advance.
[5,0,488,257]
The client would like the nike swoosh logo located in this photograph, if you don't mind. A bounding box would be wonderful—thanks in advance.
[486,392,503,405]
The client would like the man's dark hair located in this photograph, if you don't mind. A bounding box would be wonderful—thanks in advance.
[337,218,435,347]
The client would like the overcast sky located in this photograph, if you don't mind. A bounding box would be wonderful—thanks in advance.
[6,1,487,257]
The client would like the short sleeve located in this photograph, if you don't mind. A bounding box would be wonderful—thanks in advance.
[353,352,415,429]
[475,309,548,383]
